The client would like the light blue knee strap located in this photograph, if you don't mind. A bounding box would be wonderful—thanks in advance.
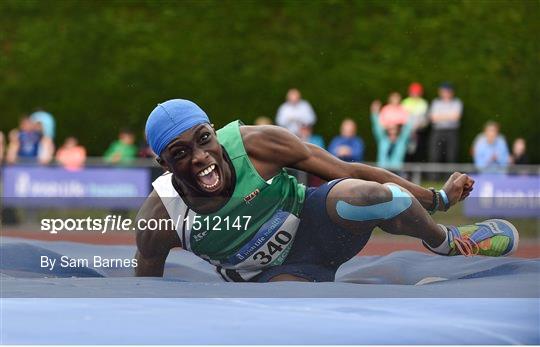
[336,184,412,222]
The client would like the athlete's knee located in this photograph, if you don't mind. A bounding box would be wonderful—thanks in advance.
[382,183,414,215]
[339,180,392,205]
[333,181,413,222]
[383,182,414,194]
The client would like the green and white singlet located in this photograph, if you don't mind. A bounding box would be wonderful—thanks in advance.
[152,120,306,281]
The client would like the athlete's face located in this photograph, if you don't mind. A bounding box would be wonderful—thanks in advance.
[160,123,228,196]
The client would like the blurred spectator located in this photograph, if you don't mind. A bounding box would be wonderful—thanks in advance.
[371,101,412,169]
[473,121,510,173]
[56,136,86,171]
[298,123,325,149]
[510,138,529,165]
[401,82,429,161]
[7,116,42,164]
[104,129,137,164]
[254,116,273,126]
[30,109,56,139]
[0,131,4,164]
[379,92,409,128]
[35,121,55,165]
[328,119,364,162]
[276,88,316,136]
[6,130,18,164]
[428,82,463,163]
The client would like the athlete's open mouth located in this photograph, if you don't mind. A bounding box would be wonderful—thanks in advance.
[195,164,221,192]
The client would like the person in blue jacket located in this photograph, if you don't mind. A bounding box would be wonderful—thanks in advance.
[328,118,364,162]
[473,121,510,173]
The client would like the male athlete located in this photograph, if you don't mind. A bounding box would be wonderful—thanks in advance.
[135,99,518,282]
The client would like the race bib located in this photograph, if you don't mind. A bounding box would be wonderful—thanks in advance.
[220,210,300,271]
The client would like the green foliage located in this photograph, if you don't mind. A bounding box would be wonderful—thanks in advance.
[1,0,538,161]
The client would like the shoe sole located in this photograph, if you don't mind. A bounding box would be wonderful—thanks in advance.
[484,219,520,256]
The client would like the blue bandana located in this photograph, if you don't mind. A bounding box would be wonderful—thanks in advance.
[145,99,210,156]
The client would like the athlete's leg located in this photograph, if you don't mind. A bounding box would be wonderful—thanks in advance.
[326,179,518,257]
[325,179,445,248]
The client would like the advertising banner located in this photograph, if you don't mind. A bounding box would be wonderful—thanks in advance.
[2,166,150,209]
[464,174,540,218]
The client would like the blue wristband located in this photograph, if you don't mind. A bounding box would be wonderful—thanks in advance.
[439,189,450,210]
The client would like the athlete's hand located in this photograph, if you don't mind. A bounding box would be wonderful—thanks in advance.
[441,172,475,209]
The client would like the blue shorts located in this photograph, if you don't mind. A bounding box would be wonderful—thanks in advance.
[252,178,372,282]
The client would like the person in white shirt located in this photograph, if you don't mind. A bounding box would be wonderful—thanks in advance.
[428,82,463,164]
[275,88,316,136]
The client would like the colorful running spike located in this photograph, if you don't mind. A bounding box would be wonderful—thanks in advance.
[429,219,519,257]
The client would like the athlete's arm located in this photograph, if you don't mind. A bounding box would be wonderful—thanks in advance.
[242,125,473,210]
[134,190,181,277]
[298,143,474,209]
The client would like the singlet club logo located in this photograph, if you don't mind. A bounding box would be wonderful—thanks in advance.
[243,189,260,204]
